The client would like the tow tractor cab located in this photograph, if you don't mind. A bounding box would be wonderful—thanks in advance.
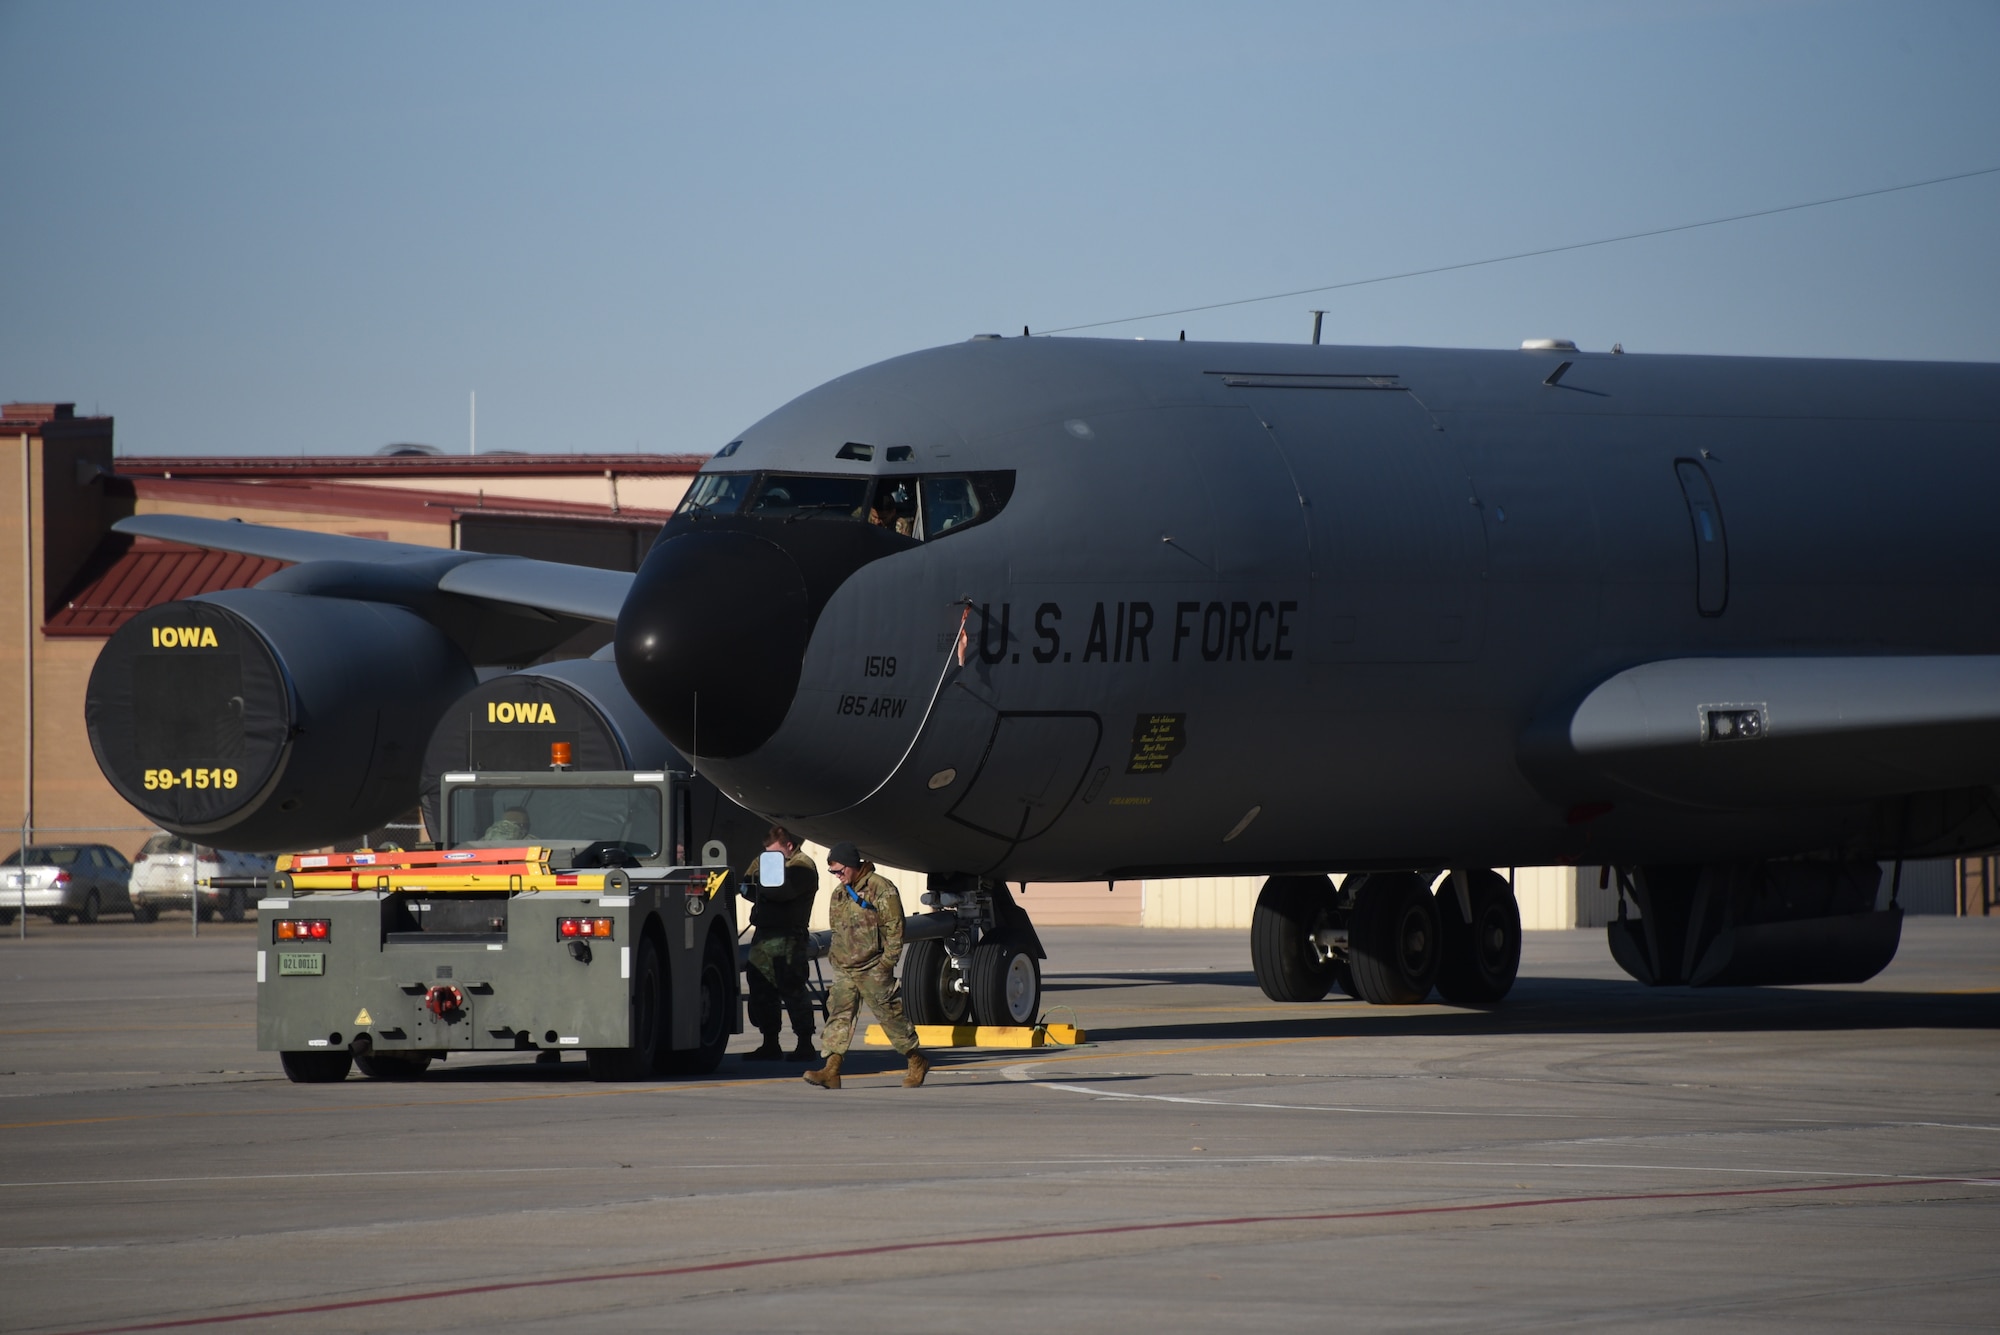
[258,765,763,1084]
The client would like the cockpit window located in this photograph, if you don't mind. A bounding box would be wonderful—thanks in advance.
[675,469,1014,540]
[680,472,752,516]
[921,473,1015,539]
[745,474,873,521]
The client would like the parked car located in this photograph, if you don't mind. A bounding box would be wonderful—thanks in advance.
[129,836,277,922]
[0,844,135,924]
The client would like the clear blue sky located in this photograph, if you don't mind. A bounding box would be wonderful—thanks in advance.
[3,1,1996,458]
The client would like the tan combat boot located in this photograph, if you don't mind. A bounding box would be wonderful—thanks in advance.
[803,1051,843,1090]
[902,1048,930,1088]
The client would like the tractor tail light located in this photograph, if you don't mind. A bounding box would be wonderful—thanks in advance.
[274,919,331,942]
[558,917,614,940]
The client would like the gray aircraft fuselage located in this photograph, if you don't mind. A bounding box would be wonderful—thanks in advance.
[612,336,2000,882]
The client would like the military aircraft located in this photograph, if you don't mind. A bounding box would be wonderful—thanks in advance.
[89,335,2000,1028]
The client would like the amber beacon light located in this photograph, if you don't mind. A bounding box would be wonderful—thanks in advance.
[550,742,573,769]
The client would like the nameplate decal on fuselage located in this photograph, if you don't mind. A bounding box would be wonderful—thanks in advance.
[1127,713,1187,774]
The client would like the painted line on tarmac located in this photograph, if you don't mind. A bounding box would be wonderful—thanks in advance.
[1020,1078,1645,1119]
[0,1024,252,1036]
[0,1166,581,1189]
[998,1056,2000,1133]
[0,1036,1350,1133]
[48,1176,1981,1335]
[0,994,245,1007]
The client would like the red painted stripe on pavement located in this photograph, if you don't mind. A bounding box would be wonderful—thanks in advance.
[55,1175,1972,1334]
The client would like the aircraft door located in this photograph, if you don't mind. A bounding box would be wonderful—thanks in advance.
[1674,459,1729,616]
[1229,380,1481,662]
[946,712,1102,847]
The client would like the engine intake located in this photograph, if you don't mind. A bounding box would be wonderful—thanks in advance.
[85,591,474,851]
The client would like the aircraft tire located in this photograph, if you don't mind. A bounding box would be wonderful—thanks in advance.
[1332,958,1358,999]
[1347,872,1440,1005]
[589,934,666,1081]
[355,1051,433,1080]
[1250,875,1337,1003]
[1434,870,1521,1004]
[663,929,732,1076]
[902,938,971,1026]
[279,1050,353,1083]
[968,938,1041,1026]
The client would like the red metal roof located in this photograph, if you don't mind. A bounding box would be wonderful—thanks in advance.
[116,453,705,478]
[45,537,288,638]
[124,474,675,526]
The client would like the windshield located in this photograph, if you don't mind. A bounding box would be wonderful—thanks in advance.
[447,786,665,854]
[679,472,752,516]
[3,847,82,866]
[677,469,1014,540]
[744,474,871,521]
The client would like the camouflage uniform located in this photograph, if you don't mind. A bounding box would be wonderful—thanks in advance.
[479,818,527,841]
[745,849,819,1043]
[820,868,919,1056]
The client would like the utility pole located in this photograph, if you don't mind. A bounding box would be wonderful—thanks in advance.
[1309,311,1325,345]
[19,433,32,938]
[470,391,477,456]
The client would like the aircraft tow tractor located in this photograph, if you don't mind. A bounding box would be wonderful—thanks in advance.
[257,763,747,1082]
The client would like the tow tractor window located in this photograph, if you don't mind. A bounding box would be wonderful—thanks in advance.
[448,786,664,856]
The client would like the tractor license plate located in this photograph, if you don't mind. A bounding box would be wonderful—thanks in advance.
[277,952,324,976]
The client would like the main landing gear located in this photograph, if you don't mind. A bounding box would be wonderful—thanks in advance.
[1251,869,1521,1007]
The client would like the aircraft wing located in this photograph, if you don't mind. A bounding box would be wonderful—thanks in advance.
[114,514,633,624]
[1557,655,2000,807]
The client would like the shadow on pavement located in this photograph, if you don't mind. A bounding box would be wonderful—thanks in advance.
[1084,974,2000,1045]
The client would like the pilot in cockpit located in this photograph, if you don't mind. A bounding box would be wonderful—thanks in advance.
[869,485,915,537]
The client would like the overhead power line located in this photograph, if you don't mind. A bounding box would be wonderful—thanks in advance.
[1038,165,2000,336]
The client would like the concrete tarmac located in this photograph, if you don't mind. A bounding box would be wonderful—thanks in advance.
[2,916,1997,1332]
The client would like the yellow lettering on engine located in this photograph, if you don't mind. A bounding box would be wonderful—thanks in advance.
[537,703,555,724]
[200,627,218,647]
[486,701,497,723]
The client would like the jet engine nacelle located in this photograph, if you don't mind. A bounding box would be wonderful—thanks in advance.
[85,591,475,852]
[419,657,770,867]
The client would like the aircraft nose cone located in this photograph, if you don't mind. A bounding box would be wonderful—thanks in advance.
[615,529,809,758]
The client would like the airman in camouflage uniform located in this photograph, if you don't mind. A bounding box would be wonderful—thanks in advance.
[804,841,929,1090]
[743,827,819,1062]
